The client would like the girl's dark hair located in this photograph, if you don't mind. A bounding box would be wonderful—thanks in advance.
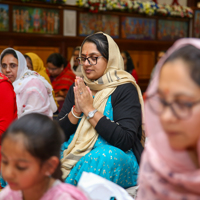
[164,44,200,86]
[46,53,67,68]
[1,49,18,61]
[121,51,135,72]
[82,33,109,60]
[2,113,65,181]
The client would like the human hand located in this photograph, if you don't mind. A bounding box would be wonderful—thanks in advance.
[73,77,82,113]
[75,77,94,114]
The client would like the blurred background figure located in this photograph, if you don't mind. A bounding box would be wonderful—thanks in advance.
[157,50,166,61]
[121,50,138,83]
[0,48,57,118]
[46,53,75,112]
[150,50,166,80]
[67,46,83,77]
[24,52,58,112]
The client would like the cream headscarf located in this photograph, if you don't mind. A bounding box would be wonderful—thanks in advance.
[61,32,145,179]
[137,38,200,200]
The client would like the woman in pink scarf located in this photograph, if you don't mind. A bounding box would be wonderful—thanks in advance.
[137,39,200,200]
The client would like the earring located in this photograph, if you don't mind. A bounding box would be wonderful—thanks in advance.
[45,172,52,178]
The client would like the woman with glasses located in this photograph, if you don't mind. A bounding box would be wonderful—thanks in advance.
[137,39,200,199]
[46,53,75,111]
[58,32,145,188]
[0,48,57,118]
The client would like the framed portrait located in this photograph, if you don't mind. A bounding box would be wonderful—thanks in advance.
[79,12,119,38]
[0,4,9,32]
[158,19,188,40]
[121,17,156,40]
[13,6,60,34]
[63,10,76,36]
[194,10,200,38]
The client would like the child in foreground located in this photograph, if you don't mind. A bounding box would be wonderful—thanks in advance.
[0,113,87,200]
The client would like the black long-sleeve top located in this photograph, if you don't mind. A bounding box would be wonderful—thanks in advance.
[58,83,142,152]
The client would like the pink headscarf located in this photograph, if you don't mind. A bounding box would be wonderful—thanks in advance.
[137,38,200,200]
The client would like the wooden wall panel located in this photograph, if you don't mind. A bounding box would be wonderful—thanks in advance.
[67,47,74,62]
[0,46,11,54]
[129,51,155,79]
[13,46,59,66]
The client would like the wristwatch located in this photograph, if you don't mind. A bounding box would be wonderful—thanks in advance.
[86,109,98,120]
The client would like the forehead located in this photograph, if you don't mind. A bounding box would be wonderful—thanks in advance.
[74,50,79,55]
[159,59,200,96]
[2,54,18,62]
[2,134,30,158]
[81,42,99,55]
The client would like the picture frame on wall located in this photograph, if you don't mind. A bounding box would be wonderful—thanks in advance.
[194,10,200,38]
[121,16,156,40]
[13,6,60,34]
[0,4,9,32]
[79,12,119,38]
[63,10,76,36]
[158,19,188,40]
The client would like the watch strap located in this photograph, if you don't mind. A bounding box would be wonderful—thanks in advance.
[86,109,98,120]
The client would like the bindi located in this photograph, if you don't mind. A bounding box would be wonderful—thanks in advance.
[164,88,170,94]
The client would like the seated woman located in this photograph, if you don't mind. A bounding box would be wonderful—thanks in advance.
[0,48,57,118]
[46,53,75,111]
[137,39,200,199]
[67,46,83,77]
[58,32,145,188]
[121,51,138,83]
[24,53,59,115]
[0,72,17,141]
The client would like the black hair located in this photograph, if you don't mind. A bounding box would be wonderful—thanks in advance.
[121,51,135,72]
[2,113,65,181]
[46,53,67,68]
[24,54,32,64]
[81,33,109,60]
[73,46,81,53]
[164,44,200,86]
[1,49,18,61]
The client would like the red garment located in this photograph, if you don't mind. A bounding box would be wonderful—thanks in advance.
[51,67,75,96]
[0,73,17,142]
[131,69,139,84]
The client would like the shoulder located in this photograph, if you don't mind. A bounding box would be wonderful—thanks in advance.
[45,182,87,200]
[0,73,7,81]
[0,185,22,199]
[113,83,138,97]
[111,83,139,105]
[63,68,76,78]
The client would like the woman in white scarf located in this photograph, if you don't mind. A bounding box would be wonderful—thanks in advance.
[69,46,83,77]
[0,48,57,118]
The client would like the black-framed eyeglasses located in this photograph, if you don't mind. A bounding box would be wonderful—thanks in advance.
[77,56,103,66]
[1,63,18,69]
[146,92,200,119]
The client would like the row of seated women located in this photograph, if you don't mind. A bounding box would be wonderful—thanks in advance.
[2,32,200,200]
[0,32,145,191]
